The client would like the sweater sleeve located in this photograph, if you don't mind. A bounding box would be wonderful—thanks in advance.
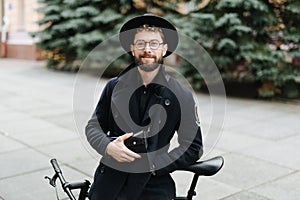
[85,79,115,156]
[85,112,111,156]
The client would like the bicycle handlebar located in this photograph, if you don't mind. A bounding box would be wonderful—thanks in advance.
[46,157,223,200]
[50,159,62,174]
[49,159,76,200]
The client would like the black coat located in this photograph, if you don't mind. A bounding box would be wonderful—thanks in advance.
[86,63,203,200]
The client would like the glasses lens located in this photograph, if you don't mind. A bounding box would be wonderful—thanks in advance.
[134,40,162,50]
[150,40,160,49]
[135,40,145,49]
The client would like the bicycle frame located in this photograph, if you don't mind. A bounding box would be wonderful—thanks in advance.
[46,156,224,200]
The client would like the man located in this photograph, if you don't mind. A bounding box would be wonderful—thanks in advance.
[86,14,203,200]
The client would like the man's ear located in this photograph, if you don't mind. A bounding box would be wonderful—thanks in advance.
[130,45,135,56]
[162,44,168,56]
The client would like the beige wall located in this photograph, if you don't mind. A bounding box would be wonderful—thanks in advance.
[1,0,43,60]
[5,0,41,32]
[0,0,4,27]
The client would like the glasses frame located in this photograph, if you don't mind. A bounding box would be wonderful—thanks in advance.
[133,39,164,50]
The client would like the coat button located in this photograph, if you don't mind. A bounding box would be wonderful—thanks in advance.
[100,166,105,174]
[164,99,171,106]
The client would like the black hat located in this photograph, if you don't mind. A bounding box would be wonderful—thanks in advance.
[119,14,178,57]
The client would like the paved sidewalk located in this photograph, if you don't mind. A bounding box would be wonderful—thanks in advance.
[0,59,299,200]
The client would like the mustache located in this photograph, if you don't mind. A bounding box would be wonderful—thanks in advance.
[139,54,156,58]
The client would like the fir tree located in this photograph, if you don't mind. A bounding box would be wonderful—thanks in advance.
[32,0,183,70]
[172,0,300,98]
[33,0,300,98]
[32,0,69,69]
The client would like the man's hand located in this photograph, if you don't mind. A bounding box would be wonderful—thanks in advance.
[106,133,142,162]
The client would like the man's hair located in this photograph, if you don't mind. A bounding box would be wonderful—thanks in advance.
[136,24,165,42]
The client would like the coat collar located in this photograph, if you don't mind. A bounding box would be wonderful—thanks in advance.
[117,62,171,87]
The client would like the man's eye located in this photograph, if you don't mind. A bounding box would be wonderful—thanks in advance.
[136,42,144,46]
[150,41,159,46]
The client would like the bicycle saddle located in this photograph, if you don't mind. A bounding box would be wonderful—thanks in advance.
[179,156,224,176]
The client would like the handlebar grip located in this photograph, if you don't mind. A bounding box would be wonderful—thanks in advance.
[50,158,62,174]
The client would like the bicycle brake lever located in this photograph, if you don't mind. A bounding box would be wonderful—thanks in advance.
[45,174,57,187]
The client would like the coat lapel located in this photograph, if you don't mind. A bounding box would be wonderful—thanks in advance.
[111,64,144,132]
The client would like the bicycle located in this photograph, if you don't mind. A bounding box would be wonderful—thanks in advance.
[45,156,224,200]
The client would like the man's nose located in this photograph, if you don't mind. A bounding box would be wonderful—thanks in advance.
[144,43,152,52]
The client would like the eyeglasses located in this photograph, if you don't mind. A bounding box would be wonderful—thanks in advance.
[133,39,164,50]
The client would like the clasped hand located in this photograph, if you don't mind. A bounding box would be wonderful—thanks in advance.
[106,133,142,162]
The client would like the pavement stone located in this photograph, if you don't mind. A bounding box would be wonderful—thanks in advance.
[280,134,300,146]
[42,113,78,130]
[28,104,72,118]
[0,59,300,200]
[0,110,29,121]
[213,153,293,190]
[35,139,93,163]
[172,170,240,200]
[232,122,297,141]
[240,140,300,170]
[249,172,300,200]
[0,118,58,135]
[0,166,89,200]
[8,126,79,147]
[214,130,271,153]
[0,148,50,179]
[67,157,98,178]
[0,134,26,153]
[221,191,270,200]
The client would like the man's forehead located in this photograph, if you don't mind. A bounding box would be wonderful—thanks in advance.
[134,30,163,41]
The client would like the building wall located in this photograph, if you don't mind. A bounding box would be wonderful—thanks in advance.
[1,0,43,60]
[5,0,41,32]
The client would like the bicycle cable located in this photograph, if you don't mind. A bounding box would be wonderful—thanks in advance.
[53,182,61,200]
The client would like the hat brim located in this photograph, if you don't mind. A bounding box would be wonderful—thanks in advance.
[119,14,178,57]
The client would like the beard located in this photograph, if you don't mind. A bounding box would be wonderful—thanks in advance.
[135,53,163,72]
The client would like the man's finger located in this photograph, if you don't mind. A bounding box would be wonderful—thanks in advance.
[117,133,133,141]
[125,148,141,159]
[120,154,136,162]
